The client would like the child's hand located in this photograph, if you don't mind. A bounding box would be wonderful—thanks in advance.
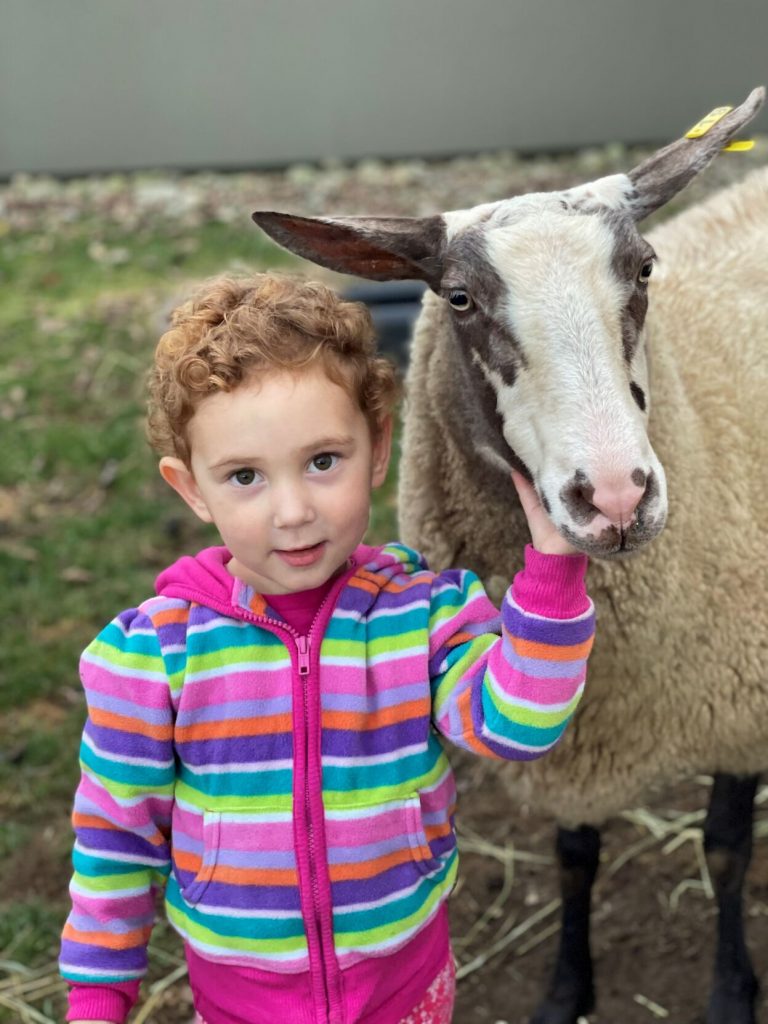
[511,470,580,556]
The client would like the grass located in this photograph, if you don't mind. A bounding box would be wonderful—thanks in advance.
[0,195,399,1021]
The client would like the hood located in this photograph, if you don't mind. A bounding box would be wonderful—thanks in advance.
[155,542,427,620]
[156,545,238,608]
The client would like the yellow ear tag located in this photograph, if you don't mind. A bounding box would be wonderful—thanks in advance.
[722,139,755,152]
[685,105,732,138]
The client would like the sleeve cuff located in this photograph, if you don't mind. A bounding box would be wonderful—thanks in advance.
[66,981,140,1022]
[511,544,590,619]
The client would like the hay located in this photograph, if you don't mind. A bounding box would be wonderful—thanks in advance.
[0,961,62,1024]
[633,992,670,1018]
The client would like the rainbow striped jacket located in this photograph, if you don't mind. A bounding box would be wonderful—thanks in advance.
[60,542,593,1017]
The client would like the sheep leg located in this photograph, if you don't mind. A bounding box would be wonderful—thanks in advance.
[529,825,600,1024]
[704,772,761,1024]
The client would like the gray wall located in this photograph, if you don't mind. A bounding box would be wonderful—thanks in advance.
[2,0,767,176]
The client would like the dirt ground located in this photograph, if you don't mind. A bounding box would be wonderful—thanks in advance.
[449,758,768,1024]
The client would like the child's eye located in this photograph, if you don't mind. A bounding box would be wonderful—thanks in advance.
[309,453,339,473]
[229,468,260,487]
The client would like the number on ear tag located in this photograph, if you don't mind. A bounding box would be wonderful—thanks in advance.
[685,106,732,139]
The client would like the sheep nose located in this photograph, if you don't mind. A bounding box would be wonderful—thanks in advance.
[590,473,646,527]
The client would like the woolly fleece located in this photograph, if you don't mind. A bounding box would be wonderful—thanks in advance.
[398,167,768,827]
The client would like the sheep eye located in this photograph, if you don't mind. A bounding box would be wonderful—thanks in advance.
[448,289,472,312]
[638,261,653,284]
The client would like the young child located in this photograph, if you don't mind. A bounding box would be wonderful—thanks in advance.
[60,273,594,1024]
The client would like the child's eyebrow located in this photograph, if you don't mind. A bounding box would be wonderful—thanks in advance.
[302,434,357,453]
[209,435,357,471]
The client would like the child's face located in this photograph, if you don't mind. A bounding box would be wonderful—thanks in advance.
[160,367,392,595]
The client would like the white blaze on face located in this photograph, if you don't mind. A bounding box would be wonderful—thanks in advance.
[479,203,661,532]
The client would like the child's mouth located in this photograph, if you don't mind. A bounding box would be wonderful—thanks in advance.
[275,542,326,567]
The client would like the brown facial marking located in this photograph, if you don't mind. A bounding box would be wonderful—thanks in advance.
[626,469,659,540]
[630,381,646,411]
[445,229,527,383]
[606,212,653,364]
[439,228,530,484]
[445,337,523,498]
[621,289,649,364]
[560,469,599,526]
[640,469,659,507]
[631,467,647,488]
[444,230,505,310]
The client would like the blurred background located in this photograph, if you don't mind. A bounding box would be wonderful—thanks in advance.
[1,2,767,1022]
[3,0,768,174]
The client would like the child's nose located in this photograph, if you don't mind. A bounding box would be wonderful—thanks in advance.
[271,484,315,529]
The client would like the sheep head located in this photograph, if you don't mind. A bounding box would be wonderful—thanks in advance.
[252,87,764,559]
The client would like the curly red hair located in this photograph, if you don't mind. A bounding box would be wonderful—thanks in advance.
[147,273,400,465]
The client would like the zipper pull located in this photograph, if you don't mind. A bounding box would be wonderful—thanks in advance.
[296,635,311,676]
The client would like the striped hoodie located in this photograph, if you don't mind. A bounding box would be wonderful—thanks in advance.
[60,541,594,1023]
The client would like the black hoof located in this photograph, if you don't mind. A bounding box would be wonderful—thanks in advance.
[529,985,595,1024]
[705,974,759,1024]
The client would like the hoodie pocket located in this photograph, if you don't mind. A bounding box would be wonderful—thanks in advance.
[323,792,441,883]
[178,805,299,910]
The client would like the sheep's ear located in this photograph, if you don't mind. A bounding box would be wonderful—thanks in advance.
[626,86,765,221]
[251,212,446,290]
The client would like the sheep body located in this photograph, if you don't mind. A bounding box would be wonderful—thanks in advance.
[398,166,768,827]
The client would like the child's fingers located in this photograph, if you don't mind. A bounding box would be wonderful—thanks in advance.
[510,469,541,518]
[511,469,580,555]
[510,469,545,538]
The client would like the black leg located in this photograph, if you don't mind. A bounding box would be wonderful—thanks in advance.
[529,825,601,1024]
[704,772,760,1024]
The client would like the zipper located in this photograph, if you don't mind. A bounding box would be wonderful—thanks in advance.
[298,599,337,1022]
[237,600,339,1021]
[296,634,311,675]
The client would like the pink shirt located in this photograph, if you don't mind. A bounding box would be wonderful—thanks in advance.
[186,905,450,1024]
[265,576,337,635]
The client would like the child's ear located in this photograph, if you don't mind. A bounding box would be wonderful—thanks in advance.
[371,416,393,489]
[159,457,214,523]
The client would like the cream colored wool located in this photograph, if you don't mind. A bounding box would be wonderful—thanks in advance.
[398,167,768,828]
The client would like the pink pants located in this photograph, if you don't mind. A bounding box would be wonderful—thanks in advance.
[397,955,455,1023]
[193,954,456,1024]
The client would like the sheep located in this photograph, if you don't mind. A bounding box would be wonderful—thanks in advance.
[251,87,767,1024]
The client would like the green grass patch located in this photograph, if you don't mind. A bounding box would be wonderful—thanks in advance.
[0,218,295,320]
